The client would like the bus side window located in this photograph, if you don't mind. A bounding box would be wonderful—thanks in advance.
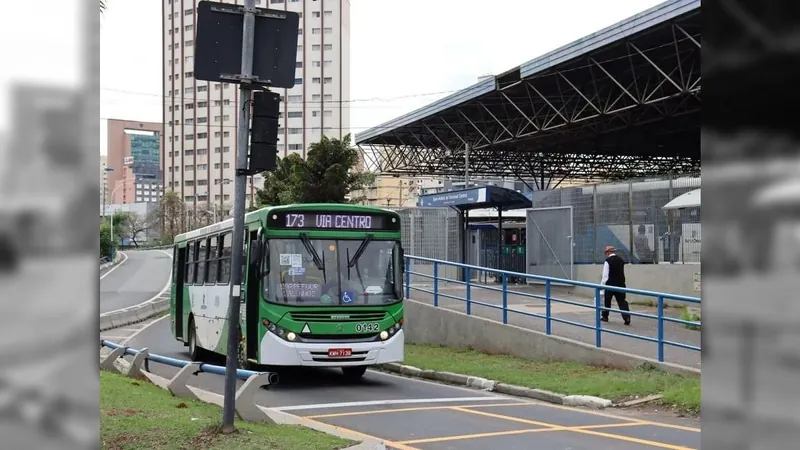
[186,240,196,284]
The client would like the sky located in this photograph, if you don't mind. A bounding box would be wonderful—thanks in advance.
[97,0,664,155]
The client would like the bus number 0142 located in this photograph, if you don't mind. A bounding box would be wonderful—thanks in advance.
[355,323,380,333]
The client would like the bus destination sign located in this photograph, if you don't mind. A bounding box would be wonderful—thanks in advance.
[269,212,399,231]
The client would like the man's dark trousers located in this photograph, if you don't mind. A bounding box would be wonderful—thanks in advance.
[603,287,631,323]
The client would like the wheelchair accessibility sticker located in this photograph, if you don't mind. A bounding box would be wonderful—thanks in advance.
[341,290,355,304]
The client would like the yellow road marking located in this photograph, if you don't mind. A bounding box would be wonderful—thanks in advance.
[470,401,702,433]
[306,401,538,419]
[306,401,700,433]
[452,407,695,449]
[397,422,648,445]
[300,416,420,450]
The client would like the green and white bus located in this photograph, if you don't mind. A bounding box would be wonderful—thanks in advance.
[168,203,405,379]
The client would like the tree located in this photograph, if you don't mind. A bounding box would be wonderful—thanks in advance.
[119,211,154,248]
[157,191,186,244]
[254,153,305,206]
[194,203,220,228]
[255,134,376,207]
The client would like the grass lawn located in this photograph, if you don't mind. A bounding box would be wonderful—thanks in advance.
[100,370,354,450]
[402,344,700,414]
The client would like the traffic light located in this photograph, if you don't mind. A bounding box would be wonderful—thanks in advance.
[248,90,281,174]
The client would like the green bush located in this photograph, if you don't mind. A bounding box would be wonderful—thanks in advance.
[100,222,116,258]
[680,306,701,331]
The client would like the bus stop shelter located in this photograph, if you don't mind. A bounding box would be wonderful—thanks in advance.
[418,185,532,280]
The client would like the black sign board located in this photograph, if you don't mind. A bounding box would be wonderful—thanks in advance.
[267,212,401,232]
[194,1,300,88]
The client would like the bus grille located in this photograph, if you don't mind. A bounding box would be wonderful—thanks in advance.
[300,333,378,343]
[289,311,387,322]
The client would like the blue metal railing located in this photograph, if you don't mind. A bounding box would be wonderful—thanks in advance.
[100,340,279,383]
[403,256,701,363]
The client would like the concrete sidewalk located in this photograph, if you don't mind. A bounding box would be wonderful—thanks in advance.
[409,282,701,369]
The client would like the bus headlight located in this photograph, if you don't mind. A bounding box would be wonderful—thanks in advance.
[379,331,389,340]
[286,332,297,342]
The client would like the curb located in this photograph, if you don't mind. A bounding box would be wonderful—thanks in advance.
[100,251,124,271]
[99,297,170,332]
[104,357,383,450]
[380,362,613,409]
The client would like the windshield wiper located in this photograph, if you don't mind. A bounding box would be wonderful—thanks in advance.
[347,235,373,268]
[299,233,325,271]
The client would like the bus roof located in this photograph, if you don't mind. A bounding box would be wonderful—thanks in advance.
[174,203,400,242]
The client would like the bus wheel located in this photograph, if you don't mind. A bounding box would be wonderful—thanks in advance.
[188,317,204,362]
[341,366,367,380]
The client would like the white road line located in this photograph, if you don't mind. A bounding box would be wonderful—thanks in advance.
[99,251,129,280]
[120,314,170,346]
[273,396,510,412]
[101,250,173,317]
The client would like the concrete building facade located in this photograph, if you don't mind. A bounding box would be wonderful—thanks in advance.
[162,0,351,216]
[351,177,419,208]
[106,119,164,204]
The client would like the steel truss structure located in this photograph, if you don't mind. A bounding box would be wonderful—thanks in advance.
[356,0,701,188]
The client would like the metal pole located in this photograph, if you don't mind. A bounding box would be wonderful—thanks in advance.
[222,0,256,433]
[464,143,470,188]
[110,213,114,259]
[628,180,634,261]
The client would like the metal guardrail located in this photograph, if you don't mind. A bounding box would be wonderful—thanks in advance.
[100,340,277,383]
[100,339,279,422]
[404,256,701,363]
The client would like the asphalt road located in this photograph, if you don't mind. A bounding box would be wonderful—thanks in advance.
[99,249,172,314]
[122,317,702,450]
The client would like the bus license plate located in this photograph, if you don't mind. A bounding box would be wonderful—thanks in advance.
[328,348,352,358]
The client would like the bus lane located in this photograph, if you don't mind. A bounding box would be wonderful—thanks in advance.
[124,317,701,450]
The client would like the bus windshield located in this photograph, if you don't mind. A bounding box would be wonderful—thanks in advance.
[265,237,402,306]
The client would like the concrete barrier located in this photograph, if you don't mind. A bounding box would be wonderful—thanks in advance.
[99,297,170,331]
[404,299,698,375]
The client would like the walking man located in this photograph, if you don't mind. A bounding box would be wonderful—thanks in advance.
[600,245,631,325]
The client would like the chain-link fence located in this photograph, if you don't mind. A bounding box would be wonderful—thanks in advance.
[390,207,462,282]
[531,174,700,264]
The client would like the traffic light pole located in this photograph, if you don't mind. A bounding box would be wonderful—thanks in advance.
[222,0,256,433]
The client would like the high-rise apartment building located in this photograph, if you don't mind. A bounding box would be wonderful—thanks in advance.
[162,0,351,216]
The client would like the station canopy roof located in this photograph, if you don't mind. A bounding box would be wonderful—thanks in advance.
[355,0,701,188]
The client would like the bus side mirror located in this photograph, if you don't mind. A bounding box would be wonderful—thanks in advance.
[249,240,262,268]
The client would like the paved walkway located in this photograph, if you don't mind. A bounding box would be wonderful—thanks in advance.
[409,282,701,369]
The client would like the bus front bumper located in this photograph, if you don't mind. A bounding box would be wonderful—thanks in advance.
[259,329,404,367]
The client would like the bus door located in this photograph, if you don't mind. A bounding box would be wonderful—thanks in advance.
[242,227,262,362]
[174,244,187,340]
